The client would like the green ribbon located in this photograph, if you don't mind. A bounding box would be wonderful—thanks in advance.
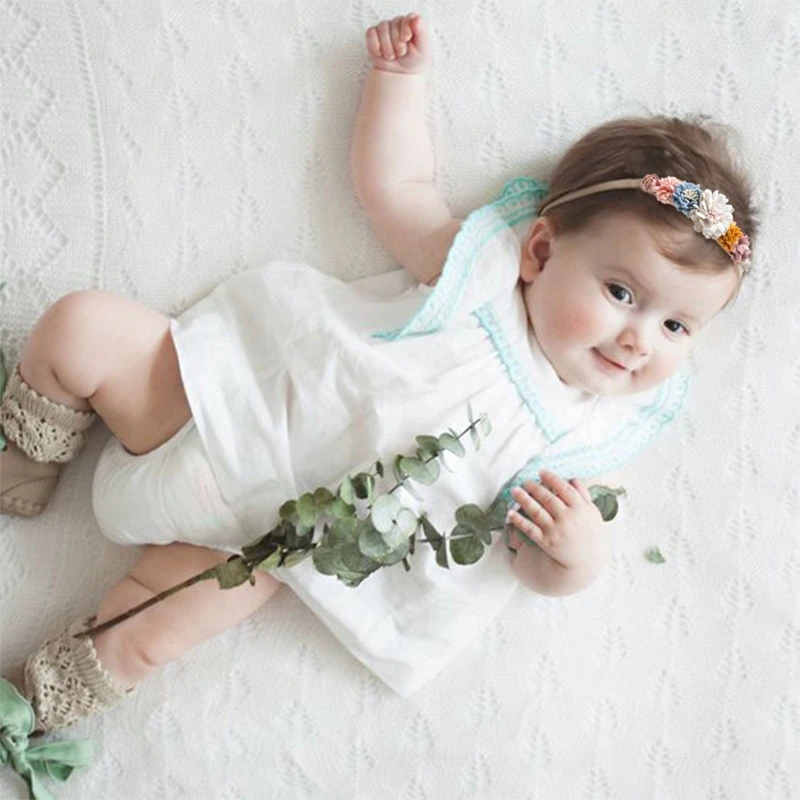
[0,678,93,800]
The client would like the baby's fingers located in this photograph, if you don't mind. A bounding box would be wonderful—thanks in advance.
[376,20,395,59]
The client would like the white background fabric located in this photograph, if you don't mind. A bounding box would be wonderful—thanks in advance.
[1,1,798,798]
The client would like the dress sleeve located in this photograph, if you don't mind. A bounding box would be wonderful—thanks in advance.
[370,177,548,341]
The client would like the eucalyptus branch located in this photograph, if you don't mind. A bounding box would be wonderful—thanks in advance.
[74,402,625,641]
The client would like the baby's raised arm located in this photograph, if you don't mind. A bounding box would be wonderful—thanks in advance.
[352,13,461,286]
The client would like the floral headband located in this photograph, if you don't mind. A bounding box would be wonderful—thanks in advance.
[538,174,752,275]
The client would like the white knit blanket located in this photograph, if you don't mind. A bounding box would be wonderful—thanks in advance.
[2,1,798,798]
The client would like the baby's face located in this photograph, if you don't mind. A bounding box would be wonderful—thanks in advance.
[518,211,739,396]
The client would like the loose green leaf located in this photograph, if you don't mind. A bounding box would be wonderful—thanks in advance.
[589,485,626,522]
[645,547,666,564]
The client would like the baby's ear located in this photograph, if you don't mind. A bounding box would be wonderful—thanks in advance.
[520,217,555,282]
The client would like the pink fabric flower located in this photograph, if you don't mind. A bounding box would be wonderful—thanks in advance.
[732,234,751,264]
[642,174,660,193]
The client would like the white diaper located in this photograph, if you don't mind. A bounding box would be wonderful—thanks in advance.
[91,418,245,554]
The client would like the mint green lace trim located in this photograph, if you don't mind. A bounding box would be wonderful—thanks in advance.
[472,305,565,443]
[371,177,548,341]
[494,371,690,506]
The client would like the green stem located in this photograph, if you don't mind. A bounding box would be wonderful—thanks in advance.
[375,419,480,498]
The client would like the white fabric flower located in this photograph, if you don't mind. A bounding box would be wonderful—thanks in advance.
[688,189,734,239]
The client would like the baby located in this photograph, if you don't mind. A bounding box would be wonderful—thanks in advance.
[0,10,756,761]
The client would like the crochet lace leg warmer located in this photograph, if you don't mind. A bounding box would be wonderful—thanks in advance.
[23,616,134,733]
[1,364,96,463]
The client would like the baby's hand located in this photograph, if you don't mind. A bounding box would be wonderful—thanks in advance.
[365,13,430,75]
[507,470,607,571]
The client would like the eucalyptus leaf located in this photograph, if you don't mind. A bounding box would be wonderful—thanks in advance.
[469,426,481,452]
[339,475,355,505]
[374,460,384,478]
[455,504,489,534]
[372,494,402,534]
[281,549,312,568]
[424,457,440,482]
[449,534,484,565]
[435,541,450,568]
[296,492,318,527]
[358,521,393,559]
[439,431,465,457]
[419,514,443,548]
[645,547,666,564]
[341,541,380,573]
[485,495,509,531]
[312,543,345,575]
[392,454,406,484]
[399,478,423,502]
[327,518,360,546]
[313,487,335,506]
[416,435,440,458]
[477,414,492,437]
[279,500,297,522]
[374,537,410,566]
[400,456,436,484]
[214,558,253,589]
[468,400,476,425]
[330,496,356,520]
[256,549,284,571]
[395,509,417,538]
[589,485,626,522]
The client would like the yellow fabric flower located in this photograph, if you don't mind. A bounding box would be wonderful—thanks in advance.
[718,223,743,253]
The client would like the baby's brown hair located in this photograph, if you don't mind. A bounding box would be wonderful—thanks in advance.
[539,115,759,307]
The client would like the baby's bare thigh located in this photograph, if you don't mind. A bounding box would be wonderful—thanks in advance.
[77,291,192,455]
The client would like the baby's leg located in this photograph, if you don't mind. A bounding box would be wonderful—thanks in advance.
[2,289,193,515]
[23,542,280,732]
[92,542,279,686]
[18,289,192,455]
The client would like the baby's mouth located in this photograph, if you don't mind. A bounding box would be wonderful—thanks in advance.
[593,349,628,372]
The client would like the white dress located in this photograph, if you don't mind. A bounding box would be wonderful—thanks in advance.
[168,177,690,696]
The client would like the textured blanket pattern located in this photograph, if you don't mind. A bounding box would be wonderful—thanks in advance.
[2,1,799,798]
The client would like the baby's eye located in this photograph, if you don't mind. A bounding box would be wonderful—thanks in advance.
[665,319,688,335]
[608,283,632,303]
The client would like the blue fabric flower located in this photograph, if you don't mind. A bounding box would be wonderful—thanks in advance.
[672,182,703,214]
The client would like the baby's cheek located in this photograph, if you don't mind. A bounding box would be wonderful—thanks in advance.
[552,298,604,342]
